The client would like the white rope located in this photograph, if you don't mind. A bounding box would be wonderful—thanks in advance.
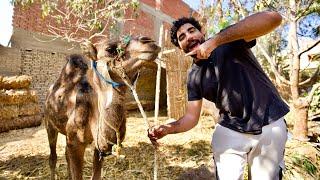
[120,78,158,180]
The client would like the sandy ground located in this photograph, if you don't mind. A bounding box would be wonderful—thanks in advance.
[0,111,216,179]
[0,111,319,179]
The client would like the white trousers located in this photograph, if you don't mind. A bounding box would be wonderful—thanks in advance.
[212,118,287,180]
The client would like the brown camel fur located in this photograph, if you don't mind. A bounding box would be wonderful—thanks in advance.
[44,36,160,180]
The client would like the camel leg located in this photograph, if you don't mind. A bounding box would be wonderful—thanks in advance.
[116,131,121,156]
[46,120,58,180]
[65,137,86,180]
[91,148,104,180]
[91,144,113,180]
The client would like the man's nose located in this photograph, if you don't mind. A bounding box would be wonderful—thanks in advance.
[186,33,194,41]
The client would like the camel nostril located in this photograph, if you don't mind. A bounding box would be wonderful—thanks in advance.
[139,36,154,43]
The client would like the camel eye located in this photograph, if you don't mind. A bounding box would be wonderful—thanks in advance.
[105,46,117,56]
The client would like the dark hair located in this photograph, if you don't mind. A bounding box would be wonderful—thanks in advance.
[170,17,202,47]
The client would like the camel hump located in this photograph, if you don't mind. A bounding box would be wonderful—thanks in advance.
[57,54,89,85]
[66,54,88,72]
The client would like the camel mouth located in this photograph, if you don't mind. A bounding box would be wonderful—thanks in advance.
[138,46,161,61]
[138,52,159,61]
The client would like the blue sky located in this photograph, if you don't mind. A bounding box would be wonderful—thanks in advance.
[0,0,199,46]
[182,0,200,10]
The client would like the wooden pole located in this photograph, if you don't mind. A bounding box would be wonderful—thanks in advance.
[153,1,162,180]
[154,24,163,125]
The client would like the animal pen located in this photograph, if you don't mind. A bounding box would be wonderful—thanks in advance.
[0,1,215,179]
[0,30,213,180]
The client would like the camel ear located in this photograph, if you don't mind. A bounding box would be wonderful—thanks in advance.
[132,71,140,89]
[80,40,98,61]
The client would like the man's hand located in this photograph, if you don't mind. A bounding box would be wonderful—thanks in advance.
[147,100,202,147]
[185,38,217,60]
[147,125,168,147]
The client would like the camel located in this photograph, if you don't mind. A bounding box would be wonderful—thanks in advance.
[44,36,160,180]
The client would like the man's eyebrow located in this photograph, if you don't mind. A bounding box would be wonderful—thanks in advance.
[178,27,195,40]
[187,27,195,31]
[178,32,185,40]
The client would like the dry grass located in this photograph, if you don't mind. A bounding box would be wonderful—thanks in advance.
[0,110,319,179]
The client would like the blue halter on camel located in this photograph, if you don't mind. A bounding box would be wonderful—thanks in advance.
[91,60,123,88]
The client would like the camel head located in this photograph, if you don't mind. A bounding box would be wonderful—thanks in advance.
[81,36,160,85]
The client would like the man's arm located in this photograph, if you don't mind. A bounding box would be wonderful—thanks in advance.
[148,100,202,145]
[212,11,282,44]
[186,11,282,58]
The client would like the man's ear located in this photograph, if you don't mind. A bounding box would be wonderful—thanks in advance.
[80,40,98,61]
[200,28,207,37]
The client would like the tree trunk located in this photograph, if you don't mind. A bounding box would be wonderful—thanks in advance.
[292,98,310,141]
[289,0,309,140]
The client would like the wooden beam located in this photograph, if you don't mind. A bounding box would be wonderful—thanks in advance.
[140,2,175,24]
[162,49,175,54]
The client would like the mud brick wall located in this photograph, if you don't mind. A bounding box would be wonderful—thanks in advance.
[0,44,164,111]
[0,46,21,76]
[20,49,67,108]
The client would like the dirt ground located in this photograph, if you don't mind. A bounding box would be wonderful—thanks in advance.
[0,110,319,180]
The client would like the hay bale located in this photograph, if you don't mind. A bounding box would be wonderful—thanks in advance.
[0,105,19,119]
[0,103,40,119]
[19,103,40,116]
[126,100,154,111]
[0,89,38,105]
[0,75,32,89]
[0,114,42,133]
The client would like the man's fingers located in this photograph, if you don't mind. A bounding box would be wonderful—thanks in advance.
[185,50,197,57]
[147,128,153,135]
[148,128,159,140]
[150,139,159,147]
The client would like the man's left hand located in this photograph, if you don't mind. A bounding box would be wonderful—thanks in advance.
[185,38,217,60]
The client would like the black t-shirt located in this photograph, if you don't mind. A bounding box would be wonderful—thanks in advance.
[187,39,289,134]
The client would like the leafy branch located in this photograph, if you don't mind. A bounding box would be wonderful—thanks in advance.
[13,0,140,43]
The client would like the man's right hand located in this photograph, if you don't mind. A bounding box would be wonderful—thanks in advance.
[147,125,169,147]
[147,100,202,147]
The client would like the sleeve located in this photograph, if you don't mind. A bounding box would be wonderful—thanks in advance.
[187,70,202,101]
[230,39,256,49]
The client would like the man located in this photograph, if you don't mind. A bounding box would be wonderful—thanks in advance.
[148,11,289,180]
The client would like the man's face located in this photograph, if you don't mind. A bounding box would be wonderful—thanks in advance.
[176,23,205,53]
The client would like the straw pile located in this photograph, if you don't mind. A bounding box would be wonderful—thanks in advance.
[0,89,38,105]
[0,75,41,133]
[0,114,42,133]
[0,75,32,89]
[0,103,40,119]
